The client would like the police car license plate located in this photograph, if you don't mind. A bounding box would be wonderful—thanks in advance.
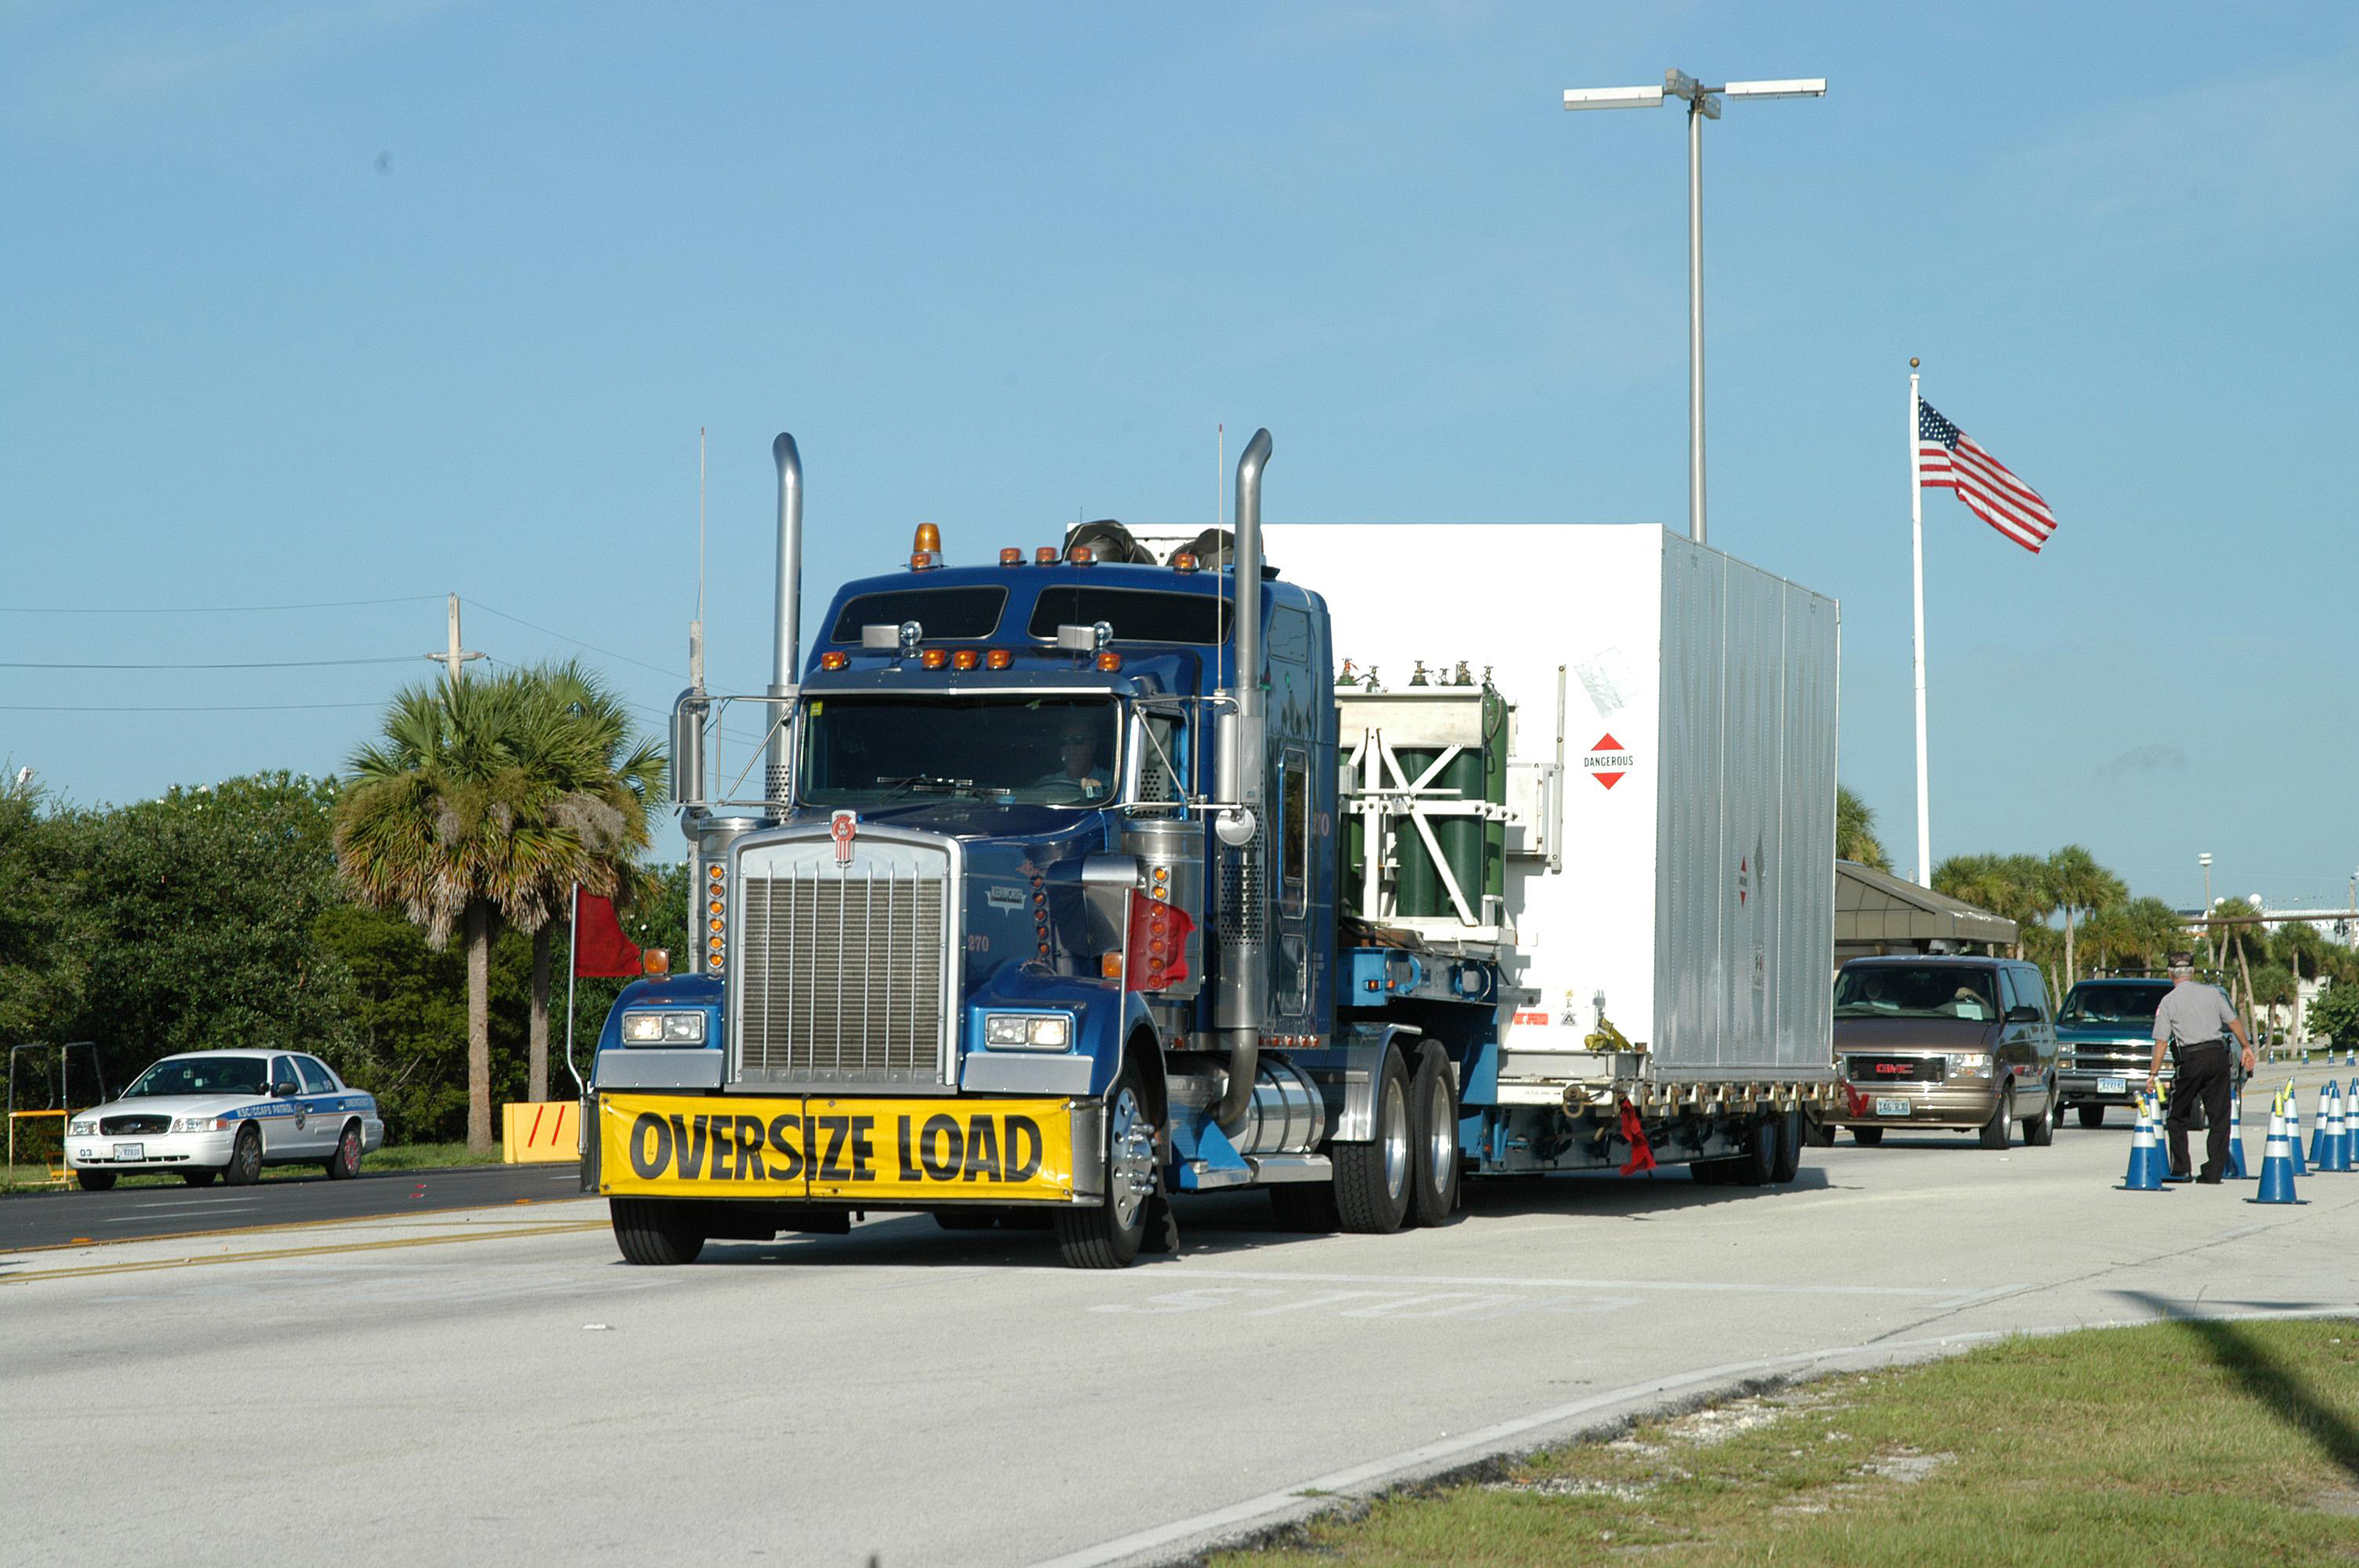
[598,1091,1078,1203]
[1873,1098,1910,1118]
[112,1142,144,1161]
[2098,1076,2127,1095]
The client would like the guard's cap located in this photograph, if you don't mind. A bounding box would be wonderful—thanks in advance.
[2167,950,2196,971]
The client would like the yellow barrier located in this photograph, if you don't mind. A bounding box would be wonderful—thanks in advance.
[500,1100,580,1164]
[8,1109,69,1185]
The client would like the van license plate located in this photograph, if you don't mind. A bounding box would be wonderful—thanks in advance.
[112,1142,144,1161]
[2098,1076,2126,1096]
[1873,1098,1910,1118]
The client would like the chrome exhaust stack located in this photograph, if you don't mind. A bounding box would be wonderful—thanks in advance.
[767,432,803,804]
[1212,427,1272,1134]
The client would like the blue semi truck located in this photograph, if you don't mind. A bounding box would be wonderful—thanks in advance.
[584,430,1840,1268]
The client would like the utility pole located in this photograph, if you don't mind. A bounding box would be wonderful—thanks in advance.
[426,593,484,688]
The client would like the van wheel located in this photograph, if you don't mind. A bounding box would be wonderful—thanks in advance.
[611,1198,704,1265]
[76,1171,116,1192]
[1053,1067,1155,1269]
[1408,1045,1459,1226]
[2022,1083,2055,1147]
[1333,1046,1414,1233]
[1769,1109,1804,1182]
[1979,1088,2015,1151]
[1851,1126,1885,1147]
[2077,1104,2106,1129]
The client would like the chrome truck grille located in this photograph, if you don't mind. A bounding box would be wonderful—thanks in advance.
[732,831,958,1088]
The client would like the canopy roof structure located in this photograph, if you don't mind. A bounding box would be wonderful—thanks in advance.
[1836,859,2017,953]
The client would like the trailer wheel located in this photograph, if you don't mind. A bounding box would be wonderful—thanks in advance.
[1801,1113,1837,1149]
[1768,1109,1803,1183]
[1725,1114,1780,1188]
[1332,1046,1413,1233]
[1409,1045,1460,1227]
[1053,1066,1155,1269]
[611,1197,705,1265]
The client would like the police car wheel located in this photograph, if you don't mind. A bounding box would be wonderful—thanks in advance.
[2077,1104,2106,1129]
[75,1171,116,1192]
[1333,1046,1414,1233]
[223,1127,263,1185]
[325,1122,363,1180]
[1409,1044,1459,1228]
[611,1198,705,1265]
[1053,1073,1155,1269]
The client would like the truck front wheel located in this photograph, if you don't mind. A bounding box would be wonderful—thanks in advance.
[612,1198,705,1265]
[1333,1046,1413,1233]
[1054,1069,1156,1269]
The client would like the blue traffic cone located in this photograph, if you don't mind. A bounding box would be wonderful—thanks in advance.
[2342,1080,2359,1169]
[2251,1101,2304,1205]
[2223,1087,2249,1180]
[2325,1083,2354,1174]
[2287,1089,2309,1177]
[2121,1095,2167,1191]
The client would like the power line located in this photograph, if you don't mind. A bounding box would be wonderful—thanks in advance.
[0,656,420,670]
[0,594,443,615]
[464,597,686,683]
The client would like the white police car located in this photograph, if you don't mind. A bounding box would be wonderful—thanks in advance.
[64,1050,385,1190]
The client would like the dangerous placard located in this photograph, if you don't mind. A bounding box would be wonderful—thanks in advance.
[1583,732,1634,790]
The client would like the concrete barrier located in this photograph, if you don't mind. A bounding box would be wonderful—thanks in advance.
[500,1100,579,1164]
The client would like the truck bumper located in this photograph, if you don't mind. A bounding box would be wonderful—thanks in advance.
[590,1089,1100,1207]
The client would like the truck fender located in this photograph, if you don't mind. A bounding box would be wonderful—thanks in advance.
[1321,1022,1420,1143]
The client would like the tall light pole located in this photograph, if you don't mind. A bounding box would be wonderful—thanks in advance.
[2199,851,2215,966]
[1562,71,1826,546]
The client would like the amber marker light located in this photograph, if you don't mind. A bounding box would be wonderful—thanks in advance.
[820,651,849,670]
[920,648,949,670]
[914,522,942,553]
[1101,953,1125,980]
[1172,552,1198,572]
[951,649,980,671]
[1096,652,1123,672]
[985,648,1013,670]
[1035,546,1059,564]
[998,546,1023,566]
[1067,544,1095,565]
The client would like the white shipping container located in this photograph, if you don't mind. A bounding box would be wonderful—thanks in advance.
[1264,524,1837,1083]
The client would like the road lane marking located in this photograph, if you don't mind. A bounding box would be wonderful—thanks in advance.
[0,1192,598,1253]
[0,1220,609,1283]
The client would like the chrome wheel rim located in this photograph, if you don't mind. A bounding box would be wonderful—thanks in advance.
[1423,1073,1454,1197]
[1107,1087,1154,1232]
[1381,1076,1410,1201]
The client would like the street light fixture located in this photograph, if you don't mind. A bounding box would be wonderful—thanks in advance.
[1561,69,1827,546]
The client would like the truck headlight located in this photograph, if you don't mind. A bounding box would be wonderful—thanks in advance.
[172,1115,228,1133]
[622,1011,707,1045]
[1945,1052,1994,1080]
[69,1118,96,1136]
[984,1013,1072,1050]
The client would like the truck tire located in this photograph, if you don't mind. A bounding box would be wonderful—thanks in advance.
[1851,1126,1885,1147]
[611,1198,704,1265]
[1332,1045,1413,1233]
[1053,1065,1156,1269]
[1769,1109,1803,1183]
[1979,1087,2014,1151]
[2077,1104,2106,1129]
[1725,1114,1779,1188]
[1409,1044,1460,1227]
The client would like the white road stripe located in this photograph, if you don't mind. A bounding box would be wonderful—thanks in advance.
[1164,1267,1997,1300]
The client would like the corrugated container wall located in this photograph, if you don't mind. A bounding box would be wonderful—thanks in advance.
[1262,524,1837,1083]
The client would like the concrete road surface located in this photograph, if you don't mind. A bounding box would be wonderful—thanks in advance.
[4,1064,2355,1568]
[0,1162,583,1250]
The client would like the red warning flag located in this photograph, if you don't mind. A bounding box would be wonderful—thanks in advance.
[1617,1098,1656,1176]
[572,891,644,978]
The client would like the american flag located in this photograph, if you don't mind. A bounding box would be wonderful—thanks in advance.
[1917,401,2057,554]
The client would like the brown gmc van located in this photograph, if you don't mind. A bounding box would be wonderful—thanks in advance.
[1819,956,2059,1150]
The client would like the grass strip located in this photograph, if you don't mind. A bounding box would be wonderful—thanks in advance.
[1216,1319,2359,1566]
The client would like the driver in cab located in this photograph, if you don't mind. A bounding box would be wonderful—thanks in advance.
[1037,720,1111,800]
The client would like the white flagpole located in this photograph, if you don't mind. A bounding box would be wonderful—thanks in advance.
[563,882,584,1095]
[1910,363,1932,887]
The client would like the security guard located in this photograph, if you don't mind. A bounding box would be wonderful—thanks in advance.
[2145,952,2255,1183]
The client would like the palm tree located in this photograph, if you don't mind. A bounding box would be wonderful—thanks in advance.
[2045,844,2126,991]
[1836,786,1891,872]
[502,661,666,1103]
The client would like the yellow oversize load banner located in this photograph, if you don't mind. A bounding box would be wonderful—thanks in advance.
[598,1092,1077,1203]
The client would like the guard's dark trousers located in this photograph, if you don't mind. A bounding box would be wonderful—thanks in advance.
[2168,1040,2234,1181]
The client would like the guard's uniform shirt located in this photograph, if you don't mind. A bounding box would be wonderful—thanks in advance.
[2153,979,2241,1181]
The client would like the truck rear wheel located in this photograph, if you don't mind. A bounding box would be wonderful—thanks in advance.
[1333,1046,1413,1233]
[1053,1068,1155,1269]
[1409,1045,1459,1226]
[611,1198,705,1265]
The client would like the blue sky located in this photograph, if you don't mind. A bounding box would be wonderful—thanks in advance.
[5,1,2354,910]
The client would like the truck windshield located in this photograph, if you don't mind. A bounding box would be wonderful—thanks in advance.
[800,695,1121,808]
[1834,967,1998,1022]
[2059,984,2167,1027]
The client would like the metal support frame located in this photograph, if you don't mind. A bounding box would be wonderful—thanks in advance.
[1341,727,1513,935]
